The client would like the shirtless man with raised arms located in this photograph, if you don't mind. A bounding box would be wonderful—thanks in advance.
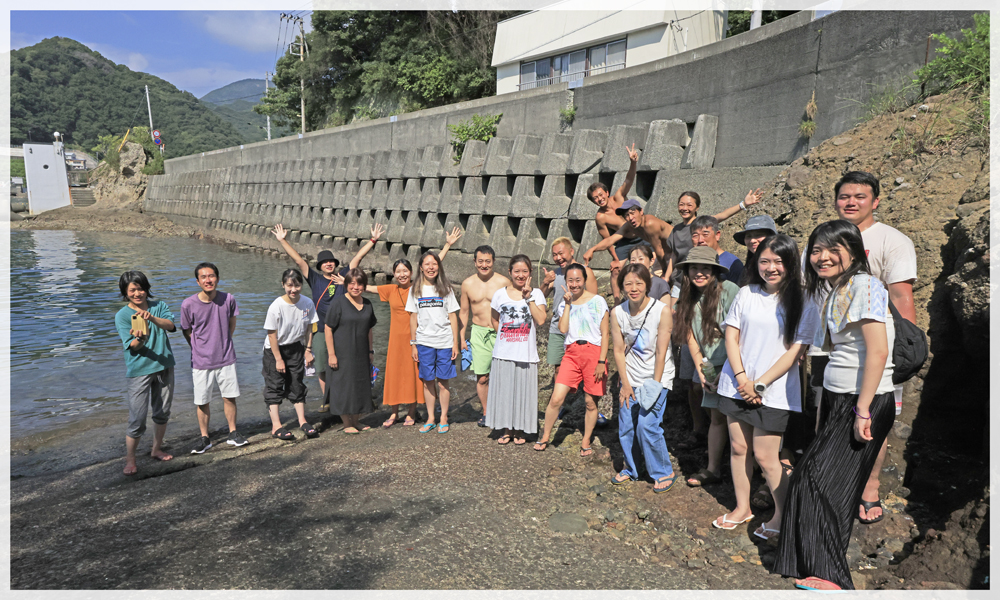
[459,244,511,428]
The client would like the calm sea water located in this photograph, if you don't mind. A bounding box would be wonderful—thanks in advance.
[9,229,397,439]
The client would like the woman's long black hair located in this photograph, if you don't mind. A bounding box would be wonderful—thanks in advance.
[804,220,872,301]
[747,234,804,347]
[673,264,725,346]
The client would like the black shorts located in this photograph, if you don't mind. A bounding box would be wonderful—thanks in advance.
[613,237,645,264]
[262,342,307,404]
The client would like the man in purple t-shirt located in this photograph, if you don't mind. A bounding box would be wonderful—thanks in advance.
[181,262,248,453]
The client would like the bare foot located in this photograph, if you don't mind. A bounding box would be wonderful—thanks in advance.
[123,463,138,475]
[151,451,173,461]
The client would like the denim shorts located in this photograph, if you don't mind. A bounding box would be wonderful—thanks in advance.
[417,345,457,381]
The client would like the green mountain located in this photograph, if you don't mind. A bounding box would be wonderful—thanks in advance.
[200,78,267,105]
[200,80,294,143]
[10,37,246,158]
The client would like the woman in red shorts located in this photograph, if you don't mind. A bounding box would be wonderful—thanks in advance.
[535,263,609,456]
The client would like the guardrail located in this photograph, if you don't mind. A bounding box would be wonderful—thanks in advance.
[517,63,625,91]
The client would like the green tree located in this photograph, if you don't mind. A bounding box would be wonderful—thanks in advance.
[726,11,798,37]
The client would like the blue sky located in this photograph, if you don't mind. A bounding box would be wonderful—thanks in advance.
[10,11,313,98]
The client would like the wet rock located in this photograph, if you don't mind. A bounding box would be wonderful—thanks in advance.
[548,512,589,535]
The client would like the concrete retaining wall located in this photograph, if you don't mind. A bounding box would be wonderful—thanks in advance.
[147,119,782,283]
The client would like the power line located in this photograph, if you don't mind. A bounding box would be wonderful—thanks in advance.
[202,92,267,104]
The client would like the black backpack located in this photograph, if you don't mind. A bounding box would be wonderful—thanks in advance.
[888,298,927,384]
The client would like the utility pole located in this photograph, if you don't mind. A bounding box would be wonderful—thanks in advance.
[264,72,272,140]
[281,13,308,135]
[145,85,162,155]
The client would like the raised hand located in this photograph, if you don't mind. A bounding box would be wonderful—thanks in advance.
[331,273,345,285]
[370,222,386,241]
[445,226,463,246]
[625,142,639,163]
[272,224,287,240]
[542,268,555,287]
[562,290,573,305]
[744,188,764,207]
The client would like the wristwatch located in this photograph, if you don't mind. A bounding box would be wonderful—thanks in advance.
[753,381,768,395]
[409,340,417,346]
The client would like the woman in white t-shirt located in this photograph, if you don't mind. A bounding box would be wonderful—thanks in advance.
[774,220,894,592]
[263,269,320,440]
[486,255,548,445]
[405,252,460,434]
[536,263,609,455]
[713,235,818,539]
[610,264,677,492]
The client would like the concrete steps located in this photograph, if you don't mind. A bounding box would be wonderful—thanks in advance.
[71,188,96,207]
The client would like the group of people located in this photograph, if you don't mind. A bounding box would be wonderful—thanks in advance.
[117,160,917,591]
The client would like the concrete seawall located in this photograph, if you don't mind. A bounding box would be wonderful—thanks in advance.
[146,120,783,283]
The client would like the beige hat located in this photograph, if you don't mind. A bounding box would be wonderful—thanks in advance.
[674,246,729,273]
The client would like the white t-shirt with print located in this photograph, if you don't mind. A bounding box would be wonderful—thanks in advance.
[555,294,609,346]
[491,287,547,363]
[614,298,675,387]
[405,284,460,349]
[263,296,319,350]
[716,285,820,412]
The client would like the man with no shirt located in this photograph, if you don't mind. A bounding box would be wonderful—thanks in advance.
[588,144,640,297]
[459,245,510,428]
[583,199,674,274]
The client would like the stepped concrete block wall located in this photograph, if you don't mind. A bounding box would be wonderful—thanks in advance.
[147,11,973,284]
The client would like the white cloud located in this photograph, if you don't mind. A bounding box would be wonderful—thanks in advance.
[155,66,264,97]
[194,11,299,54]
[10,31,45,50]
[79,40,151,72]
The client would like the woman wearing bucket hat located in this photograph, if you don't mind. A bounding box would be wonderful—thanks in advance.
[733,215,779,286]
[272,223,385,410]
[673,246,740,489]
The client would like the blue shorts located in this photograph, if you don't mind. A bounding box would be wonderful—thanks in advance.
[417,345,457,381]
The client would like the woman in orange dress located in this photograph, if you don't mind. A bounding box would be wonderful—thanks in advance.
[367,228,461,427]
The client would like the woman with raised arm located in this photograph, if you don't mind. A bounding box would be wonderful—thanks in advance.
[774,220,894,592]
[487,255,548,446]
[272,222,384,411]
[712,234,818,538]
[610,263,677,492]
[366,228,462,428]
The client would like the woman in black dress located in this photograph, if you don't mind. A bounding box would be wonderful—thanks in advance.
[324,268,378,434]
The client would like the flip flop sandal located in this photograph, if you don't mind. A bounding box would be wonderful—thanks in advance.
[343,427,361,435]
[751,485,775,509]
[437,423,450,434]
[403,416,416,426]
[318,403,330,413]
[579,447,594,457]
[300,423,319,438]
[533,441,548,451]
[686,468,723,487]
[653,473,677,493]
[382,415,398,428]
[123,464,138,476]
[753,524,781,540]
[497,434,512,445]
[418,423,436,433]
[794,577,846,593]
[512,437,526,445]
[612,470,634,485]
[711,512,754,530]
[858,499,884,524]
[272,428,295,441]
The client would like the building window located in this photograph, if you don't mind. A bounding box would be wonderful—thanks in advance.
[519,39,626,90]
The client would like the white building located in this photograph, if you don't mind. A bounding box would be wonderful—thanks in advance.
[492,3,728,95]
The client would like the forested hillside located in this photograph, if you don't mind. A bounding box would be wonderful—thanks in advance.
[256,10,522,130]
[10,37,245,157]
[200,79,293,143]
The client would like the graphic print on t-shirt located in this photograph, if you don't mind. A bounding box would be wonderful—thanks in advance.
[498,304,532,343]
[417,296,445,309]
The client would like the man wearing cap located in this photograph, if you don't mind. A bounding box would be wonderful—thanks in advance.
[581,198,673,274]
[272,223,384,410]
[587,144,641,297]
[733,214,780,284]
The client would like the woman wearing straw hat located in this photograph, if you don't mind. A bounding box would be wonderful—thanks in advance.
[672,246,740,490]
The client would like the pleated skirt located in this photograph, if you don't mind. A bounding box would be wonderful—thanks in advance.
[484,358,538,434]
[774,390,895,589]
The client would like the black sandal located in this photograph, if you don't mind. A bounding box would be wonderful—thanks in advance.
[859,499,883,524]
[300,423,319,438]
[272,428,294,441]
